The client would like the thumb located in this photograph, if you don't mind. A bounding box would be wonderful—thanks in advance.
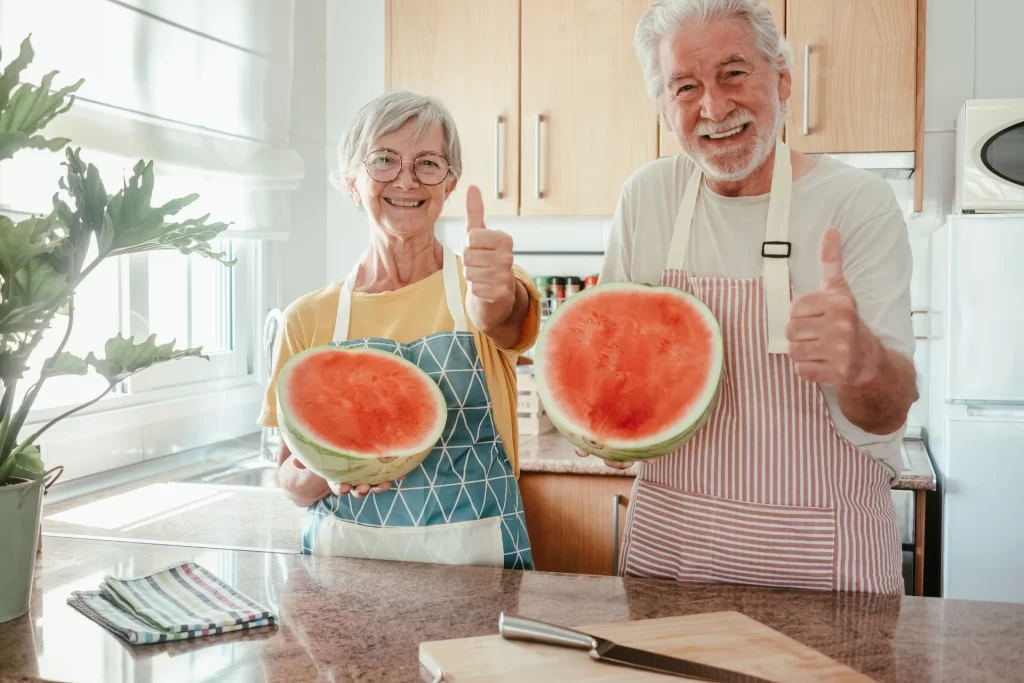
[819,227,845,290]
[465,185,486,233]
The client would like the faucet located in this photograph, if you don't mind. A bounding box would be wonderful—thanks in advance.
[260,308,284,462]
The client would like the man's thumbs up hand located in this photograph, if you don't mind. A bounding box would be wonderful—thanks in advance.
[786,227,879,388]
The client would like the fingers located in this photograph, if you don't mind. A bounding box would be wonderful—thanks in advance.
[464,228,513,256]
[330,474,405,498]
[604,460,634,471]
[793,360,831,384]
[789,291,830,319]
[818,227,845,291]
[465,185,486,233]
[786,338,832,363]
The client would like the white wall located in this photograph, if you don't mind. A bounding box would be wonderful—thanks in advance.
[324,0,387,283]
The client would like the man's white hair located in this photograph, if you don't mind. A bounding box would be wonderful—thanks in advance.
[635,0,792,106]
[332,90,463,189]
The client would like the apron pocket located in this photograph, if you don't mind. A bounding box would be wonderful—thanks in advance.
[624,480,836,591]
[312,516,505,568]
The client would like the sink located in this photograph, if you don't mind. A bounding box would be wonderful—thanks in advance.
[179,456,281,488]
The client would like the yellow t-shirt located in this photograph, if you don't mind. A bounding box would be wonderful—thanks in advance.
[258,260,541,476]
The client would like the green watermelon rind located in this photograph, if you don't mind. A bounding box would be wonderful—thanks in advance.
[276,346,447,486]
[533,281,724,463]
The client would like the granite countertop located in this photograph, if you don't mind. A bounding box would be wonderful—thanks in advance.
[518,431,937,491]
[2,536,1022,682]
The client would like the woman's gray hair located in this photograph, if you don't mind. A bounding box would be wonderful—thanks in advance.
[635,0,792,105]
[331,91,463,189]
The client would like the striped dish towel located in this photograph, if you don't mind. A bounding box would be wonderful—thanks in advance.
[67,561,277,644]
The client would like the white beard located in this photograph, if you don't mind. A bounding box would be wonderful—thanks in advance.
[682,98,789,183]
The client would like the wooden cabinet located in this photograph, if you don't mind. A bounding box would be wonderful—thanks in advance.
[786,0,917,154]
[388,0,924,212]
[519,472,634,576]
[387,0,655,218]
[658,0,787,158]
[387,0,521,218]
[520,0,656,216]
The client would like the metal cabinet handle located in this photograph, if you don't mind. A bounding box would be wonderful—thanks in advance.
[802,44,810,135]
[534,113,543,199]
[612,493,623,575]
[493,115,503,200]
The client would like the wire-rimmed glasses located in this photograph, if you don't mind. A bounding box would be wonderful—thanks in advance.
[362,149,452,185]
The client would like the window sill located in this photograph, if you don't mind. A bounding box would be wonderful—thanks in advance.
[26,377,266,484]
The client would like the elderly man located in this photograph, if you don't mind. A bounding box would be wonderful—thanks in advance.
[582,0,918,594]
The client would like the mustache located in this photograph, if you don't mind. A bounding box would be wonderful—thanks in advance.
[693,110,756,137]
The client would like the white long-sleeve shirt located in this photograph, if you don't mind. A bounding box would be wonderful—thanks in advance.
[600,153,915,479]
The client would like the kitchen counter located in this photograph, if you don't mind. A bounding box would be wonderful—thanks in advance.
[2,536,1023,682]
[518,431,937,491]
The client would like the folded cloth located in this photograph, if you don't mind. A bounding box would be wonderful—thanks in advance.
[67,561,277,644]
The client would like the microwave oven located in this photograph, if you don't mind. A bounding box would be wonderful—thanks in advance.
[954,98,1024,214]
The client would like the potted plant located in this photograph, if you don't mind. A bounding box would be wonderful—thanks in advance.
[0,35,234,623]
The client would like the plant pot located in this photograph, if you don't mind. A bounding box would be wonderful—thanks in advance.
[0,468,61,624]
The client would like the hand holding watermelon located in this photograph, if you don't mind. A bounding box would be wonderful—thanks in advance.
[329,474,405,499]
[786,227,882,388]
[462,185,518,332]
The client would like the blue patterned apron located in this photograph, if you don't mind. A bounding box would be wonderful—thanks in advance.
[301,246,533,570]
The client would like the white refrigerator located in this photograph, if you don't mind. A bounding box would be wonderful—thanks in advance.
[929,213,1024,603]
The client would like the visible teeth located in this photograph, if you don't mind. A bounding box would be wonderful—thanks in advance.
[707,125,745,139]
[385,198,425,207]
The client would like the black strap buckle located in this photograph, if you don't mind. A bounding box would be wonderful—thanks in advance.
[761,241,792,258]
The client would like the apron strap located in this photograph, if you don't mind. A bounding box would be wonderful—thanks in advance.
[331,244,468,343]
[762,140,793,354]
[663,139,793,355]
[664,167,704,271]
[442,245,468,333]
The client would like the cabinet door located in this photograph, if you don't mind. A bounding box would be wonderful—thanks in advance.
[520,0,657,216]
[786,0,916,153]
[519,472,635,576]
[387,0,520,218]
[658,0,786,158]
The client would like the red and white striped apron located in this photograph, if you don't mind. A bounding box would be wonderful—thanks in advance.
[618,140,903,594]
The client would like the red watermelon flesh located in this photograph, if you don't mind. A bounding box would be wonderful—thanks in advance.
[534,283,723,461]
[286,348,442,454]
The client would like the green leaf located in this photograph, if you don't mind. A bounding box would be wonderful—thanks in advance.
[0,212,64,281]
[9,444,44,481]
[58,149,108,239]
[96,160,235,265]
[40,351,87,378]
[0,300,51,335]
[0,62,82,161]
[86,333,207,385]
[0,35,35,113]
[11,255,68,309]
[0,349,30,383]
[0,131,70,160]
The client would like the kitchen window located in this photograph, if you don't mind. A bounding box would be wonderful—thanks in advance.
[15,236,256,416]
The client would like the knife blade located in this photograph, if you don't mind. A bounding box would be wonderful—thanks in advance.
[498,612,776,683]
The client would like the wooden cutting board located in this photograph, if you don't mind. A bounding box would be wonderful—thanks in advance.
[419,611,874,682]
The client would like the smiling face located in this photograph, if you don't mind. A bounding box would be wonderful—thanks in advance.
[659,16,791,182]
[345,120,457,237]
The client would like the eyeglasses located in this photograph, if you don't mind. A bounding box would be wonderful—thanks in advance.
[362,149,452,186]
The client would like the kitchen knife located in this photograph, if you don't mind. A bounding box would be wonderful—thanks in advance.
[498,612,776,682]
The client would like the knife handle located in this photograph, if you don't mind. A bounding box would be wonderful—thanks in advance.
[498,613,598,651]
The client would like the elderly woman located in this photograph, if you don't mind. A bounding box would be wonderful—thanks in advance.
[259,91,541,570]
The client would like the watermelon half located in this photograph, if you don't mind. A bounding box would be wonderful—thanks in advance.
[533,282,723,462]
[276,346,447,485]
